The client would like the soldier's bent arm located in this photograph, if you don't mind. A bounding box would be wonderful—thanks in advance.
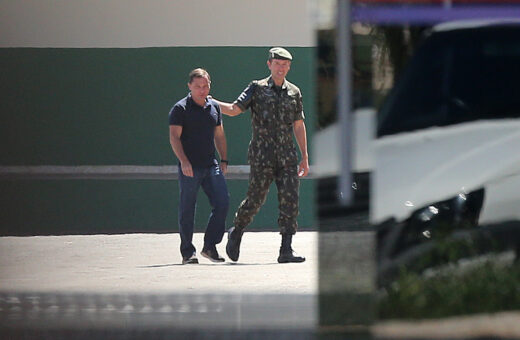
[214,82,255,116]
[213,99,243,117]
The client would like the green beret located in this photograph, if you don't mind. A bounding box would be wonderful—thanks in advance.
[269,47,292,61]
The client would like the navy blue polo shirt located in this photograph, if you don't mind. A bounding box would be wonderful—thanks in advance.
[169,93,222,167]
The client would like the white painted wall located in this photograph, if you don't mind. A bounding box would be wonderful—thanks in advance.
[0,0,315,47]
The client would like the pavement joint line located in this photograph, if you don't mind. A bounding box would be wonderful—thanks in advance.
[0,165,316,180]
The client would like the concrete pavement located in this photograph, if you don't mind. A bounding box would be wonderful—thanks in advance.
[0,231,318,337]
[0,231,317,294]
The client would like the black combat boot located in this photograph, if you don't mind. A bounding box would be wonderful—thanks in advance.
[277,234,306,263]
[226,226,244,262]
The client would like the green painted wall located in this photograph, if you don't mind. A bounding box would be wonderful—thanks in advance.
[0,179,315,236]
[0,47,316,235]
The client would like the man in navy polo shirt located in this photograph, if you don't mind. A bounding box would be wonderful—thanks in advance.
[169,68,230,265]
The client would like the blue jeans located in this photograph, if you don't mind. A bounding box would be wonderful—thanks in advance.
[178,164,229,258]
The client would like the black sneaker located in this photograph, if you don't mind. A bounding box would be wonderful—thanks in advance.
[182,253,199,265]
[226,227,244,262]
[201,247,225,263]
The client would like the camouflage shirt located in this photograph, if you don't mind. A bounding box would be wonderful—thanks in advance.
[235,76,305,168]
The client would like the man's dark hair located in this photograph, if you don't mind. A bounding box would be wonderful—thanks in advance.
[189,68,211,84]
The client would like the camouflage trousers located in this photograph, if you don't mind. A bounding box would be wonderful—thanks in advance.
[233,164,299,234]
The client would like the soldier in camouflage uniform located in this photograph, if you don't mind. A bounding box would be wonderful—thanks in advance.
[214,47,309,263]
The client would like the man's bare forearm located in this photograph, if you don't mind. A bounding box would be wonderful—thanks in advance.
[214,127,228,161]
[170,135,189,164]
[293,120,308,161]
[213,99,243,116]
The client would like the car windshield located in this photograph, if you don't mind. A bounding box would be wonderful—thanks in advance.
[377,26,520,137]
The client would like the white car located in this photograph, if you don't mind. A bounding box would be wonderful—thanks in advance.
[314,19,520,279]
[370,19,520,277]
